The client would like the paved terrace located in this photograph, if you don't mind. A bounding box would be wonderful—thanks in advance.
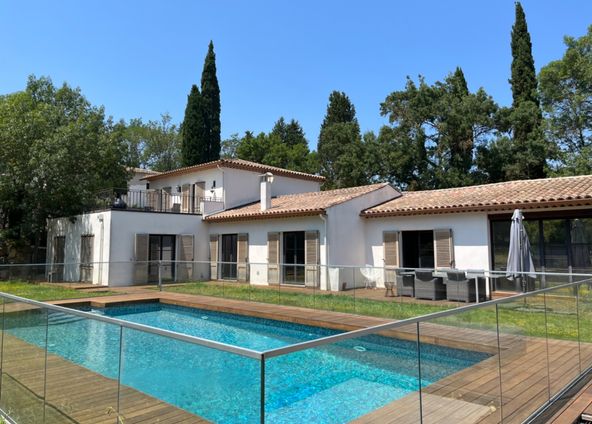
[3,288,589,423]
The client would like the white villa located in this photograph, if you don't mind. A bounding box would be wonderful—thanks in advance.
[46,159,592,293]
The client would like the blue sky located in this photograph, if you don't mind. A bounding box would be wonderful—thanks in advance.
[1,1,591,149]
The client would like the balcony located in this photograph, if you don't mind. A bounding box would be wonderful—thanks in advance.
[93,188,223,215]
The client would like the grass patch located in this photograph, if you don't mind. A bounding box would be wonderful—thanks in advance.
[164,281,452,320]
[0,281,116,301]
[164,281,592,342]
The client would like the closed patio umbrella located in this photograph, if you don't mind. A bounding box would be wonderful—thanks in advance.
[506,209,536,291]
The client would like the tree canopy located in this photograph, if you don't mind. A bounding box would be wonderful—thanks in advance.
[377,69,498,189]
[317,91,368,188]
[539,25,592,175]
[0,76,129,248]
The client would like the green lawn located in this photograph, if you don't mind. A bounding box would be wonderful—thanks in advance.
[0,281,115,301]
[164,281,592,342]
[164,281,453,319]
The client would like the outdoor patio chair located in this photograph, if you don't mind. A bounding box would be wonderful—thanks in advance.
[444,271,486,302]
[414,271,446,300]
[395,268,415,297]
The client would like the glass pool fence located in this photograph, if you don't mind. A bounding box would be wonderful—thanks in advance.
[0,263,591,422]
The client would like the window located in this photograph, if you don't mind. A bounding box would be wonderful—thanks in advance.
[402,231,434,269]
[148,235,176,282]
[220,234,238,279]
[490,214,592,289]
[283,231,305,285]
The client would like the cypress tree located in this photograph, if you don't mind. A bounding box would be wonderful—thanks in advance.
[510,3,539,108]
[201,41,221,161]
[508,2,547,179]
[181,85,207,166]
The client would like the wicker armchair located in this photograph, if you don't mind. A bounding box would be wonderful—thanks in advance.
[444,271,486,302]
[395,268,415,297]
[414,271,446,300]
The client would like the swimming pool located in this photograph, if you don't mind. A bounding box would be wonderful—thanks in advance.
[6,302,489,423]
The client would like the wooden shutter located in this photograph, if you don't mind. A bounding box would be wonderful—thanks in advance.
[267,232,280,285]
[383,231,400,284]
[134,234,149,284]
[237,233,249,282]
[52,236,66,282]
[209,234,219,280]
[194,182,205,213]
[80,235,94,283]
[305,230,320,287]
[434,229,455,269]
[147,189,161,212]
[176,234,194,281]
[181,184,190,213]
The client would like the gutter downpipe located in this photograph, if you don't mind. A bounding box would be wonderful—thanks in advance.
[319,214,328,290]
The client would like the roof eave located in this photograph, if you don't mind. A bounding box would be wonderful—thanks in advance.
[204,209,327,223]
[362,198,592,218]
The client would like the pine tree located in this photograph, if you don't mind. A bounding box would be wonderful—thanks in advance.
[508,2,548,179]
[317,91,367,188]
[181,85,207,166]
[320,91,357,132]
[201,41,221,161]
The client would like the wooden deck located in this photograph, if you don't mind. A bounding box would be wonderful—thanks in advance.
[25,290,592,423]
[0,332,208,423]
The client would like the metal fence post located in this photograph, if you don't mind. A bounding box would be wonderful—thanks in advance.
[158,260,163,292]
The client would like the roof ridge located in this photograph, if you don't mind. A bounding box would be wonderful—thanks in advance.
[402,174,592,195]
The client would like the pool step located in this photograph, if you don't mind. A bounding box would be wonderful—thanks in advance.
[266,378,406,423]
[48,312,85,326]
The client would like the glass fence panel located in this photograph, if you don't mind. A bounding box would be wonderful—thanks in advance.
[265,323,421,423]
[119,327,261,423]
[0,298,47,423]
[544,285,581,399]
[43,309,122,423]
[418,304,501,424]
[579,280,592,373]
[497,292,549,424]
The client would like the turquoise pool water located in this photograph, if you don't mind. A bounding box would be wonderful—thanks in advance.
[6,303,489,423]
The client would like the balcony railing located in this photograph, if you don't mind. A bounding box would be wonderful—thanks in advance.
[92,188,223,215]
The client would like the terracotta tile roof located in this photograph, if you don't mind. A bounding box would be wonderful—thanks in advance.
[141,159,325,182]
[362,175,592,217]
[129,167,160,175]
[205,183,393,222]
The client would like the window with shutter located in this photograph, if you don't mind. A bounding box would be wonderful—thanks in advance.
[134,234,149,284]
[237,233,249,281]
[305,230,320,287]
[267,232,280,285]
[210,234,219,280]
[383,231,400,285]
[176,234,194,281]
[434,229,455,268]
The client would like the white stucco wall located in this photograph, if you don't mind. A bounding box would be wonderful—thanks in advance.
[47,211,112,285]
[223,168,321,209]
[207,216,327,287]
[108,210,204,286]
[364,212,491,286]
[147,168,224,201]
[146,167,321,212]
